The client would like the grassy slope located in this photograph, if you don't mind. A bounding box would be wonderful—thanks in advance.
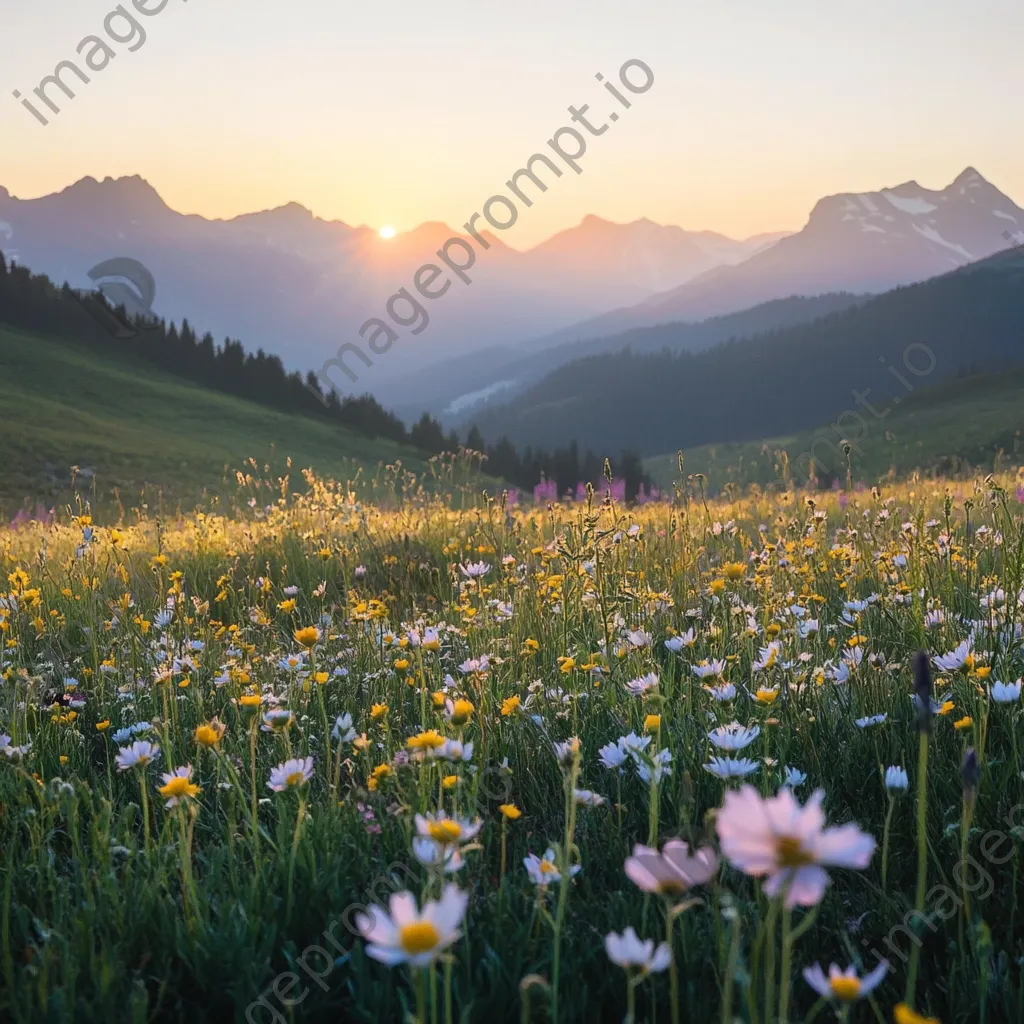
[646,367,1024,492]
[0,325,430,514]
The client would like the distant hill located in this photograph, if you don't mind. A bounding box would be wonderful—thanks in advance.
[393,292,864,422]
[645,365,1024,493]
[521,167,1024,351]
[0,254,641,511]
[465,247,1024,455]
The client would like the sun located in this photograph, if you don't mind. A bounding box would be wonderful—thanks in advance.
[379,225,397,240]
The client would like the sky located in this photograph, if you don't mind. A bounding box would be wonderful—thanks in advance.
[3,0,1024,249]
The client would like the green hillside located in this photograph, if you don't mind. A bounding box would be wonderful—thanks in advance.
[646,367,1024,492]
[0,325,434,516]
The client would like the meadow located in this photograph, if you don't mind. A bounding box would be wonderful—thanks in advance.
[644,368,1024,496]
[0,323,433,514]
[2,461,1023,1024]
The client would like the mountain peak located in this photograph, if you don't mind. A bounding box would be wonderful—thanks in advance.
[250,201,315,221]
[951,166,987,188]
[60,174,169,213]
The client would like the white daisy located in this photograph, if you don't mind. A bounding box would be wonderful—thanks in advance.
[992,680,1022,703]
[115,740,160,771]
[704,756,759,780]
[524,847,580,887]
[803,961,888,1003]
[933,637,973,673]
[692,660,726,679]
[267,757,314,792]
[707,722,761,752]
[414,812,482,847]
[356,884,467,966]
[605,927,671,975]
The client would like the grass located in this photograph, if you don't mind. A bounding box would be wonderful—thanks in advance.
[0,324,438,517]
[2,469,1023,1022]
[645,368,1024,494]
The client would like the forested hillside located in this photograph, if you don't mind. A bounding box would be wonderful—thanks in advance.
[467,250,1024,454]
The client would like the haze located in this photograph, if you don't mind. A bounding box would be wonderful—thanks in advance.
[3,0,1024,247]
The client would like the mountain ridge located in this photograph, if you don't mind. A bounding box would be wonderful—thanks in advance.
[0,175,772,379]
[464,246,1024,455]
[517,167,1023,354]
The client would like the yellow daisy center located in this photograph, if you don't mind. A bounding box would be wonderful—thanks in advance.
[428,821,463,843]
[829,977,861,1002]
[285,771,305,787]
[774,835,815,869]
[657,879,688,895]
[539,858,557,875]
[399,921,440,955]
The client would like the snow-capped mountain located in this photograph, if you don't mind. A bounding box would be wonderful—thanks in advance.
[522,168,1023,351]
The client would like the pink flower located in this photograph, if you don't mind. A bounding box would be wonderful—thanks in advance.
[624,840,718,895]
[715,785,874,907]
[533,478,557,504]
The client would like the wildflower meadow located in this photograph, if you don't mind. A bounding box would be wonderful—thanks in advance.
[2,462,1023,1023]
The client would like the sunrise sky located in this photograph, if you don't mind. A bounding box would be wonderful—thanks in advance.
[4,0,1024,249]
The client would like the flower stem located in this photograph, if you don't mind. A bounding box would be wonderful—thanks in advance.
[415,967,428,1024]
[667,907,680,1024]
[721,909,740,1024]
[444,959,453,1024]
[779,903,793,1023]
[551,759,580,1022]
[905,729,930,1007]
[286,795,305,920]
[764,895,778,1024]
[881,797,895,893]
[138,771,151,852]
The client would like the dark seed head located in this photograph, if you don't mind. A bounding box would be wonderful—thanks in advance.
[962,748,981,797]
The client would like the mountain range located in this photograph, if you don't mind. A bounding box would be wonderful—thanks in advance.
[0,177,775,382]
[398,167,1024,419]
[2,167,1021,424]
[525,167,1023,345]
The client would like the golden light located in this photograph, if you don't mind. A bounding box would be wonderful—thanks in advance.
[379,225,397,240]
